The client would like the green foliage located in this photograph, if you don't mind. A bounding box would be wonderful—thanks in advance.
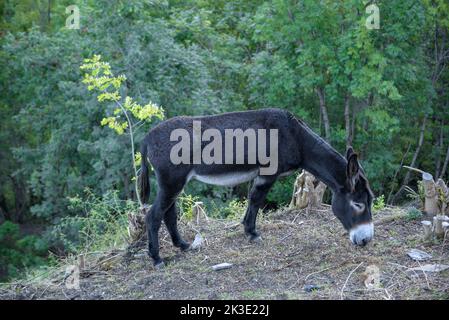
[406,207,423,221]
[178,192,249,221]
[48,190,134,254]
[373,195,386,212]
[405,181,425,205]
[178,193,201,221]
[266,176,295,206]
[80,55,164,135]
[0,221,48,281]
[1,2,228,220]
[219,199,248,220]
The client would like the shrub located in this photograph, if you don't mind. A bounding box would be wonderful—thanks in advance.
[178,193,201,220]
[405,181,425,205]
[406,207,423,221]
[48,189,135,254]
[219,199,248,220]
[0,221,48,281]
[373,195,386,212]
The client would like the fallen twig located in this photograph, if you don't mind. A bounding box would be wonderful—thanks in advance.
[340,262,364,300]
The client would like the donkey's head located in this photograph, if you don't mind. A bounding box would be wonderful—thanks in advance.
[331,147,374,246]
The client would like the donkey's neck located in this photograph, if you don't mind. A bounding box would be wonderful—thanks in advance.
[296,122,347,192]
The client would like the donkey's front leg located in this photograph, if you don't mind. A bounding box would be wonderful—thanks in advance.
[242,176,276,242]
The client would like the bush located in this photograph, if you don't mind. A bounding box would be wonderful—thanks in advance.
[0,221,48,281]
[373,195,386,212]
[217,199,248,220]
[48,189,136,255]
[266,175,295,206]
[178,193,201,220]
[406,207,423,221]
[179,192,248,221]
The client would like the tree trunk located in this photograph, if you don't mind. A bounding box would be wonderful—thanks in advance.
[0,200,7,224]
[435,120,444,178]
[351,102,357,146]
[290,170,327,211]
[10,175,27,223]
[387,142,411,204]
[344,95,352,147]
[123,172,130,199]
[422,172,439,216]
[316,88,330,141]
[440,143,449,179]
[48,0,52,26]
[391,116,427,203]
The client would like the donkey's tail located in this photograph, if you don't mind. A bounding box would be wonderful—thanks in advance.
[139,141,151,205]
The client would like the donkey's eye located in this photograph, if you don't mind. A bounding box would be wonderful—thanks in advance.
[350,201,365,214]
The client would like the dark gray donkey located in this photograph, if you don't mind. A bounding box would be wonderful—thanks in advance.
[139,108,374,268]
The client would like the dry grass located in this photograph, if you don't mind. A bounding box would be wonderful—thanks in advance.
[1,206,448,300]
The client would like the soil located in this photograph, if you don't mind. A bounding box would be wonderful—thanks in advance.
[1,206,448,300]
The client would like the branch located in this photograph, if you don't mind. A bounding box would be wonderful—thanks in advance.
[112,97,142,208]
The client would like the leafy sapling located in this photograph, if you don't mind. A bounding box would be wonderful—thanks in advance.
[80,55,164,207]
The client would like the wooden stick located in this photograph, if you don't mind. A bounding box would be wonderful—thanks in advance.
[340,262,364,300]
[402,165,426,175]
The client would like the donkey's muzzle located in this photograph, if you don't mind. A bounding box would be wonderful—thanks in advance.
[349,222,374,246]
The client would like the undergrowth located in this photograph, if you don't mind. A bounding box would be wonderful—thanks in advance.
[49,189,135,255]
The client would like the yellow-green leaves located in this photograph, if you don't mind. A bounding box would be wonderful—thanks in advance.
[134,152,141,167]
[100,117,128,135]
[80,54,165,135]
[98,91,121,102]
[123,97,165,122]
[80,55,126,101]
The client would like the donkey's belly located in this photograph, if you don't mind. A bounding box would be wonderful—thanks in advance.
[187,169,259,187]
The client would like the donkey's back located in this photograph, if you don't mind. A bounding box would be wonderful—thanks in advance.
[143,108,301,172]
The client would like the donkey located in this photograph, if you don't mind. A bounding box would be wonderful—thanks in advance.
[139,108,374,268]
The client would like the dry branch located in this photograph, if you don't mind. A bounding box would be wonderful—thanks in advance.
[193,201,208,225]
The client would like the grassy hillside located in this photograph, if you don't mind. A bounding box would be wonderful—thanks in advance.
[1,206,448,300]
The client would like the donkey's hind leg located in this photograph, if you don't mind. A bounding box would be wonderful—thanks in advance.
[242,176,276,242]
[146,193,170,268]
[164,203,190,251]
[146,172,186,268]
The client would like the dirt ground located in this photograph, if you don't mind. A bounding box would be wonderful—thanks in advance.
[1,206,448,300]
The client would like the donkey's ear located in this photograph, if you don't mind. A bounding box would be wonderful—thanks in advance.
[346,146,355,160]
[346,152,360,192]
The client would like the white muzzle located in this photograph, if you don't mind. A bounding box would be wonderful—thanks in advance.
[349,222,374,246]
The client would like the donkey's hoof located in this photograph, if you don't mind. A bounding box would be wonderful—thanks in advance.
[154,260,165,270]
[179,242,191,252]
[248,234,262,243]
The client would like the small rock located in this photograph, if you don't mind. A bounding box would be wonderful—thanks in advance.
[407,249,432,261]
[191,233,203,250]
[303,284,320,292]
[363,265,381,289]
[409,264,449,273]
[211,263,233,271]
